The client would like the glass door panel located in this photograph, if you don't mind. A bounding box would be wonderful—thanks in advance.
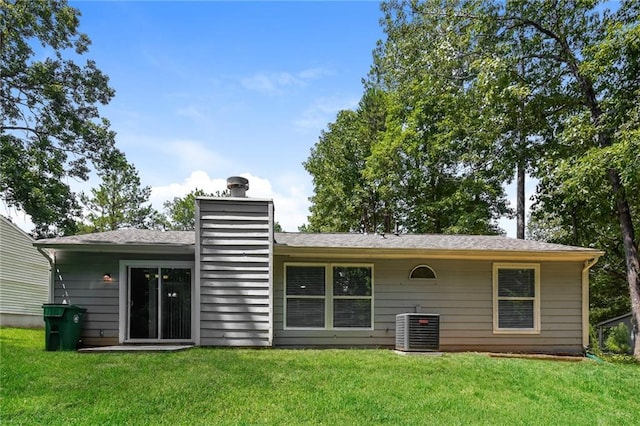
[128,266,192,340]
[129,267,159,339]
[161,268,191,339]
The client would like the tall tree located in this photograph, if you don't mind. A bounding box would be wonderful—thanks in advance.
[79,152,160,232]
[1,0,117,237]
[368,0,511,234]
[305,88,391,233]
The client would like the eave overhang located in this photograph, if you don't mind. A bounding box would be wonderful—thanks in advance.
[32,243,195,255]
[274,245,605,262]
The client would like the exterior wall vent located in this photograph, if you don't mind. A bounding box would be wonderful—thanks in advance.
[395,313,440,351]
[227,176,249,198]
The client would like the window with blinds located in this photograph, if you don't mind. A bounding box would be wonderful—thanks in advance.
[493,264,540,333]
[333,266,372,328]
[284,264,373,329]
[285,266,325,328]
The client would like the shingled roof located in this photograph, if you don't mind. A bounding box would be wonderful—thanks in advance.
[33,229,194,252]
[273,232,599,253]
[33,229,602,259]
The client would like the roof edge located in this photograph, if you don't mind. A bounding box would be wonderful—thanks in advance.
[274,245,604,261]
[32,243,195,254]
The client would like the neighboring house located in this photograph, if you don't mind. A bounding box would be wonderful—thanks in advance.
[33,179,604,354]
[1,215,51,328]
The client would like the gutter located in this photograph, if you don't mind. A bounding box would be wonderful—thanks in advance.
[582,257,600,349]
[275,245,605,262]
[33,243,195,254]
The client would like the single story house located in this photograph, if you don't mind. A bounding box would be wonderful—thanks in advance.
[1,215,51,327]
[34,179,604,354]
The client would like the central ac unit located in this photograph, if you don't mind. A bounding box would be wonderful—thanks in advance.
[395,313,440,351]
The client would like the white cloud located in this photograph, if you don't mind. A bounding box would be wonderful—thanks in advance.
[175,106,209,123]
[241,72,303,94]
[241,68,331,94]
[298,67,332,80]
[108,131,232,184]
[161,140,230,174]
[151,171,310,231]
[293,95,360,131]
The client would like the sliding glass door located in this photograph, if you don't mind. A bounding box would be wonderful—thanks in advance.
[129,267,192,340]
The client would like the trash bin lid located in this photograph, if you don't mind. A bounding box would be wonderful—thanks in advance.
[42,304,66,317]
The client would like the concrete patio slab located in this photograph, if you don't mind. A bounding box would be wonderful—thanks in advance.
[78,345,193,353]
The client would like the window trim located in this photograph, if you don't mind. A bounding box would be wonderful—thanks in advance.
[284,262,374,331]
[492,263,540,334]
[409,265,437,280]
[283,263,326,330]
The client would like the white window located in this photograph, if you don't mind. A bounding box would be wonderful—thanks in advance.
[284,263,373,329]
[493,263,540,333]
[285,265,326,328]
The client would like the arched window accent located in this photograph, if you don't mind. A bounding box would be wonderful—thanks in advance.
[409,265,437,280]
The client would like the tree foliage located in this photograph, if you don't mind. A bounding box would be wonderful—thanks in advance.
[305,83,510,234]
[163,189,213,231]
[1,0,117,237]
[162,188,233,231]
[369,0,513,234]
[79,152,161,232]
[304,89,391,233]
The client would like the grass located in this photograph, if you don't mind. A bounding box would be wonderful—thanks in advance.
[1,328,639,425]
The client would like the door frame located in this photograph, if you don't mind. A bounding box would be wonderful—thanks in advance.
[119,260,195,344]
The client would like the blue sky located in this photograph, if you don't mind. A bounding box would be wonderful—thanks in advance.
[4,0,524,235]
[80,0,384,231]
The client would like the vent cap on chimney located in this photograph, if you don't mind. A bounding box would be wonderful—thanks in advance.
[227,176,249,197]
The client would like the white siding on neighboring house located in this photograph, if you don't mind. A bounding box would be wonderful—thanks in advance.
[197,198,274,346]
[0,216,50,327]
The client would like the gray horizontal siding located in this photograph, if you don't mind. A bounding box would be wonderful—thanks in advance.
[51,251,192,346]
[197,198,273,347]
[273,257,585,354]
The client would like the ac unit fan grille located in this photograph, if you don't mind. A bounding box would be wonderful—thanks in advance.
[396,313,440,351]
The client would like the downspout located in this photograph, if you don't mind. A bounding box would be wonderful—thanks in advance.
[582,257,599,350]
[38,248,55,303]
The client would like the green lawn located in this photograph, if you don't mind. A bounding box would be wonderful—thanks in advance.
[1,328,639,425]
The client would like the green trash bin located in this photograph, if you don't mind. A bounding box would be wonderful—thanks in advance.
[42,304,87,351]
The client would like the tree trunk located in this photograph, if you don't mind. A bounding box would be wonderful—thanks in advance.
[607,169,640,359]
[516,162,525,239]
[516,62,526,241]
